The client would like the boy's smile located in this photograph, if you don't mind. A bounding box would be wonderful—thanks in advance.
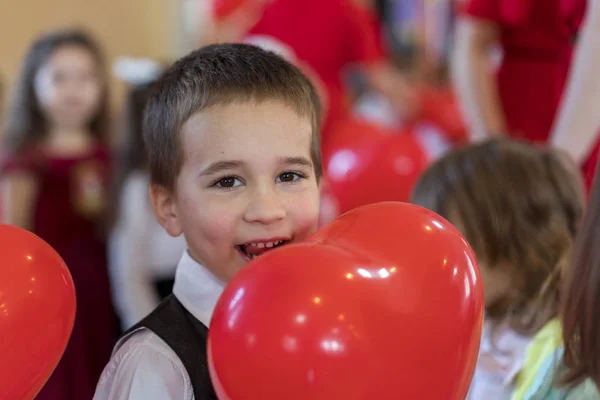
[236,237,290,260]
[153,100,320,282]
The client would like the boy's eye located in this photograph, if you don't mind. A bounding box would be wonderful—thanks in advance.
[214,177,243,188]
[276,172,304,183]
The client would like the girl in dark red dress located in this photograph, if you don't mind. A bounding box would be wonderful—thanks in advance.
[0,28,117,399]
[452,0,599,190]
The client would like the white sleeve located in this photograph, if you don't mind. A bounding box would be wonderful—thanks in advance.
[108,175,161,330]
[95,343,192,400]
[550,0,600,163]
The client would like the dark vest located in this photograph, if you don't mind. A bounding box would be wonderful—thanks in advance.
[122,294,218,399]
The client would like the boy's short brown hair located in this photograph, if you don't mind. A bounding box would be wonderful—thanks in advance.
[143,43,322,191]
[411,139,585,334]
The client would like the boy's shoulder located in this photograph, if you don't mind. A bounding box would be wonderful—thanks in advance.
[114,327,184,364]
[94,294,216,400]
[94,328,193,400]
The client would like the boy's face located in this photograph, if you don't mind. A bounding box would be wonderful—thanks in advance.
[152,101,320,282]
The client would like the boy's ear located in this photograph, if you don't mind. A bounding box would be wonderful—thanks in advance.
[149,184,183,238]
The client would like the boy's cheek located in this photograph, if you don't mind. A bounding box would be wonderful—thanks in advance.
[291,191,321,236]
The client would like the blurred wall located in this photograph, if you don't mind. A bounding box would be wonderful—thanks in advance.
[0,0,182,129]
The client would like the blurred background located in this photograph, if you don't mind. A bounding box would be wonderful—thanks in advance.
[0,0,456,126]
[3,0,598,399]
[0,0,191,132]
[0,3,463,398]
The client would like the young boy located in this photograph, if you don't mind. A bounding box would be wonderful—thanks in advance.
[93,43,323,399]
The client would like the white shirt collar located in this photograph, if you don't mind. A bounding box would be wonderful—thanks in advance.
[172,250,226,327]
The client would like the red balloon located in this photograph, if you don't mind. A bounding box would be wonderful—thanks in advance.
[322,118,389,169]
[415,85,468,143]
[323,119,429,217]
[0,225,76,400]
[208,202,483,399]
[310,202,466,267]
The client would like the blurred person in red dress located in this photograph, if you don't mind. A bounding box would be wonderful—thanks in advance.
[200,0,418,146]
[0,28,117,400]
[452,0,599,189]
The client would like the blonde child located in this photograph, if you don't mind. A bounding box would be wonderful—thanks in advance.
[411,139,585,399]
[512,164,600,399]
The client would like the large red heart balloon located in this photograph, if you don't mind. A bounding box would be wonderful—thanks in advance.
[310,202,470,267]
[323,119,429,217]
[0,225,76,400]
[208,202,484,399]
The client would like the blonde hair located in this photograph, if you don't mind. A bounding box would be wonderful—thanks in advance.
[411,139,585,334]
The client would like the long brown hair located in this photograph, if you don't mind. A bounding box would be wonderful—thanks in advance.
[2,28,110,155]
[411,139,585,335]
[562,160,600,389]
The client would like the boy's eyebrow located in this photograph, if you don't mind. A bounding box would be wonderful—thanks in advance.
[280,156,313,168]
[199,157,313,177]
[198,160,244,177]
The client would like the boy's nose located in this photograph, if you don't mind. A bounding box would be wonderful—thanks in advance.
[244,190,286,225]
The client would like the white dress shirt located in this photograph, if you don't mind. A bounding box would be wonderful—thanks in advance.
[108,172,187,330]
[94,250,226,400]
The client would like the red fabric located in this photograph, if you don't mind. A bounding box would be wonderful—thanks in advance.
[462,0,598,189]
[1,146,117,400]
[582,140,600,193]
[356,4,387,59]
[249,0,385,141]
[213,0,248,20]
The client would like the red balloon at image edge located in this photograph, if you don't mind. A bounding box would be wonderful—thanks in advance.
[0,225,76,400]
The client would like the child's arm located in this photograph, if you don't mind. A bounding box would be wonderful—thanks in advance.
[0,172,38,229]
[451,17,507,140]
[344,0,420,120]
[108,176,161,330]
[549,0,600,164]
[95,342,191,399]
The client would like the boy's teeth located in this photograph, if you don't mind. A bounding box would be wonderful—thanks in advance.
[249,241,281,248]
[241,240,288,259]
